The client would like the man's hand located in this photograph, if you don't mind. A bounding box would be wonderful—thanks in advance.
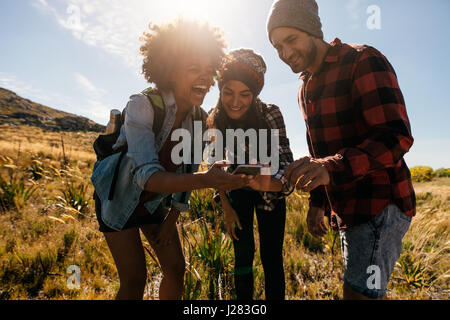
[285,157,330,192]
[307,206,328,237]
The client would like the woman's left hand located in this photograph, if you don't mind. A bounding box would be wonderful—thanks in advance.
[248,173,271,191]
[248,164,279,191]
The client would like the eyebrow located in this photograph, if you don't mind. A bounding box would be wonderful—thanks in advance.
[223,86,252,94]
[285,34,296,42]
[273,34,296,48]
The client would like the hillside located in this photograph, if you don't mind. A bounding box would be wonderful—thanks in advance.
[0,87,105,132]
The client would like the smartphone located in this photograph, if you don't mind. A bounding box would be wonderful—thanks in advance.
[232,164,262,176]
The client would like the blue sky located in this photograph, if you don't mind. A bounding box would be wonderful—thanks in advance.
[1,0,449,169]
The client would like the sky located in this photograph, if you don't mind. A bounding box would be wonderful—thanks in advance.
[0,0,449,169]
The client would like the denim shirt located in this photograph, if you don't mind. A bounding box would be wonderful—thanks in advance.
[91,90,201,231]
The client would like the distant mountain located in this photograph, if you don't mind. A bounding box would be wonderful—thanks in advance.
[0,87,105,132]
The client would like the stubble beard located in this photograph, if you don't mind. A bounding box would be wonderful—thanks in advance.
[291,39,317,74]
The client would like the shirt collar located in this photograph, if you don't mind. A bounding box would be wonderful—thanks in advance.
[300,37,343,80]
[160,89,176,109]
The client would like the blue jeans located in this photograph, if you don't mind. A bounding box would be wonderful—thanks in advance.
[339,204,412,298]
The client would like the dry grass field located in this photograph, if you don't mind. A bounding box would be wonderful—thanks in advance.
[0,124,448,300]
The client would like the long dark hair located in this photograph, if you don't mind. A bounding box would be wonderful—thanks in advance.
[206,97,267,134]
[206,96,270,165]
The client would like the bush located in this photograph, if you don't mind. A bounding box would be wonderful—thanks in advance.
[410,166,435,182]
[190,220,234,300]
[0,167,37,212]
[61,181,89,214]
[189,189,217,224]
[434,167,450,177]
[27,160,48,180]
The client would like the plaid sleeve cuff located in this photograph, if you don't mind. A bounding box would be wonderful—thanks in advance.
[275,169,295,196]
[317,154,346,187]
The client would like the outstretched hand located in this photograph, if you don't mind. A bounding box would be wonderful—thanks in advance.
[247,164,272,191]
[206,161,252,191]
[285,157,330,192]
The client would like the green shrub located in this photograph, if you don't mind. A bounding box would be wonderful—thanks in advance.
[27,160,49,180]
[0,167,37,212]
[189,189,217,224]
[434,167,450,177]
[190,220,234,299]
[61,181,89,214]
[397,254,428,288]
[63,229,78,252]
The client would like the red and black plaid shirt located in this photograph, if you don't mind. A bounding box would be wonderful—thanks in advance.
[298,38,416,228]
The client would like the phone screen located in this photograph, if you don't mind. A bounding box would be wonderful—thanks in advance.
[232,165,262,176]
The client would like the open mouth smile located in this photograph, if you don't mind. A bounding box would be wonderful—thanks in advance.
[229,105,243,111]
[192,85,209,97]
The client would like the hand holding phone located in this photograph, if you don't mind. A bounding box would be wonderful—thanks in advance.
[232,164,263,177]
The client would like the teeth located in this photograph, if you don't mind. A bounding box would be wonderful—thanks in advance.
[193,85,207,90]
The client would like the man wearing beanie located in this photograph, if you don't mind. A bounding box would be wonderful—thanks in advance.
[267,0,415,300]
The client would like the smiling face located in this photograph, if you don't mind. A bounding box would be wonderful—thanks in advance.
[170,53,216,110]
[270,27,317,74]
[221,80,254,120]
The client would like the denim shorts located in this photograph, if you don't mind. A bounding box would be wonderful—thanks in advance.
[93,192,167,233]
[339,204,412,298]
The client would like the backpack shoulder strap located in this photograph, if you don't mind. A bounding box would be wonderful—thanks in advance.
[141,87,166,137]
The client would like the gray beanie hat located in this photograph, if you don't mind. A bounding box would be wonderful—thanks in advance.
[267,0,323,41]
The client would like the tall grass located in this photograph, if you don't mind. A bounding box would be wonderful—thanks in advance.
[0,125,448,300]
[0,163,37,212]
[60,181,89,215]
[390,192,450,296]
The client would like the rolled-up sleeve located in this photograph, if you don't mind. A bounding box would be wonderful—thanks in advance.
[266,104,295,198]
[124,94,165,190]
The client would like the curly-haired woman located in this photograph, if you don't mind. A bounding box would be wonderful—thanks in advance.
[207,49,294,300]
[91,19,251,300]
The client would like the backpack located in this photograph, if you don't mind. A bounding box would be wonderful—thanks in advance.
[93,87,207,201]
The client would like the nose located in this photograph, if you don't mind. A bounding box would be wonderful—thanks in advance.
[232,94,240,108]
[200,69,215,87]
[282,45,295,62]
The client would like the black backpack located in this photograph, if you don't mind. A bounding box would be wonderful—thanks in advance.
[93,88,206,201]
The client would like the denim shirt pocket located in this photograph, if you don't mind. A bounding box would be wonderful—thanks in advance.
[91,153,142,230]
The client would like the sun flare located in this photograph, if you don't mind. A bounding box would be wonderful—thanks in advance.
[160,0,218,23]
